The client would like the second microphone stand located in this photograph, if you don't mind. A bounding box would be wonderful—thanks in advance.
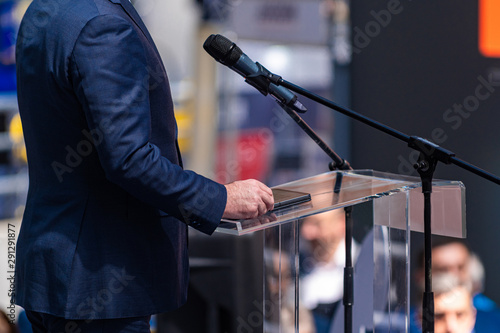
[277,103,355,333]
[272,76,500,333]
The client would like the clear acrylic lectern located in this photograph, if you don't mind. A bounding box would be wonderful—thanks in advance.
[216,170,465,333]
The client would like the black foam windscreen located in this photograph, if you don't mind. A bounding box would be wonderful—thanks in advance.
[203,34,242,66]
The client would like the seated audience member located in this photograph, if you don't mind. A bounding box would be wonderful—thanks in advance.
[266,249,316,333]
[411,237,500,332]
[299,209,360,333]
[420,238,498,311]
[419,273,476,333]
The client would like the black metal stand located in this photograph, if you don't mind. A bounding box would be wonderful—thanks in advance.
[343,205,354,333]
[270,78,500,333]
[276,103,355,333]
[333,172,355,333]
[413,152,438,333]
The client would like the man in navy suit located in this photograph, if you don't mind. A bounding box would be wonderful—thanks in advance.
[14,0,274,331]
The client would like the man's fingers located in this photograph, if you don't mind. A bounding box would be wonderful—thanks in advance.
[257,201,268,216]
[262,191,274,211]
[253,180,274,210]
[257,181,273,197]
[247,180,274,213]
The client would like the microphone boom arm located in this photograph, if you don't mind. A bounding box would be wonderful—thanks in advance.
[276,78,500,184]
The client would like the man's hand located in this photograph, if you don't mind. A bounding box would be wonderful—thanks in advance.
[223,179,274,219]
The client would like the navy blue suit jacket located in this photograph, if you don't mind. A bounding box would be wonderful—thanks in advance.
[15,0,227,319]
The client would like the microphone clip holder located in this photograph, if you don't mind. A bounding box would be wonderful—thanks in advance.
[408,136,455,167]
[244,63,283,98]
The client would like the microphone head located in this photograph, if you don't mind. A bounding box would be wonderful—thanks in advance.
[203,34,242,66]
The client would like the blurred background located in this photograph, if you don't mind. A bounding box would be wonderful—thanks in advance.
[1,0,500,332]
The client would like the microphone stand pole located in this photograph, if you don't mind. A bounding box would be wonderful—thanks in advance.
[278,104,350,172]
[269,76,500,333]
[277,103,354,333]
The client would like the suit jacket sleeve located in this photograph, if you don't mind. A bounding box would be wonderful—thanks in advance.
[70,14,226,235]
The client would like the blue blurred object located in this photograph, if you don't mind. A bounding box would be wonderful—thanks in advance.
[474,293,499,313]
[0,0,18,91]
[18,309,33,333]
[409,294,500,333]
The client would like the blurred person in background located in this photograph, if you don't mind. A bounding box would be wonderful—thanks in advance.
[418,273,476,333]
[418,238,500,311]
[411,237,500,332]
[299,209,359,333]
[265,249,316,333]
[0,311,17,333]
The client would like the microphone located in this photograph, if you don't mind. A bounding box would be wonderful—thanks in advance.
[203,34,307,113]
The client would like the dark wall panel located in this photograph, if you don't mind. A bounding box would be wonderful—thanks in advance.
[350,0,500,303]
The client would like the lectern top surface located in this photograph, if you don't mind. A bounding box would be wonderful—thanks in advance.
[216,170,464,236]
